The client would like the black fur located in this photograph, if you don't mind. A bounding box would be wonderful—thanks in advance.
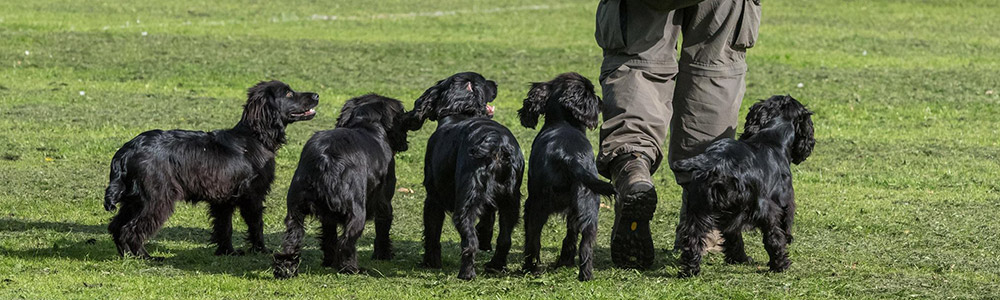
[517,73,613,281]
[403,72,524,280]
[272,94,408,279]
[671,95,815,277]
[103,80,318,259]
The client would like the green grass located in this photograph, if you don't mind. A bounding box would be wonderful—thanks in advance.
[2,0,999,298]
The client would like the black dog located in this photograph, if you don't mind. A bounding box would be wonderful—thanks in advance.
[403,72,525,280]
[273,94,408,278]
[671,95,814,277]
[103,81,318,259]
[517,73,615,281]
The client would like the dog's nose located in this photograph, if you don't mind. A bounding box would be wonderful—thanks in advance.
[310,93,319,101]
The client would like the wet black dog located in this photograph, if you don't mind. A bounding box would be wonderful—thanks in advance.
[403,72,524,280]
[671,95,815,277]
[273,94,408,279]
[103,81,318,259]
[517,73,614,281]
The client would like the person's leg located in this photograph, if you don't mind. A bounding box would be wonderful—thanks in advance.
[671,0,760,250]
[596,0,681,270]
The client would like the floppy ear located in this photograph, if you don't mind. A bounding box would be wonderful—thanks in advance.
[670,154,711,174]
[402,79,445,131]
[562,82,602,129]
[517,82,549,129]
[386,101,409,152]
[739,96,783,140]
[242,81,283,129]
[790,109,815,164]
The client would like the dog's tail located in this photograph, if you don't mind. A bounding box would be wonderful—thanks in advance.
[469,130,524,208]
[568,157,615,196]
[103,142,136,212]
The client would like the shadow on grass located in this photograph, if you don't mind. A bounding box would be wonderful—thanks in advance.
[1,217,690,279]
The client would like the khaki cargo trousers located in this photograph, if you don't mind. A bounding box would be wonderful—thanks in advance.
[595,0,761,184]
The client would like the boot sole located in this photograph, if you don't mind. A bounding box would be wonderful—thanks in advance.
[611,186,657,269]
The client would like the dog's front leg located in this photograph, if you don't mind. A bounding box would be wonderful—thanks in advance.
[239,197,269,253]
[373,172,395,260]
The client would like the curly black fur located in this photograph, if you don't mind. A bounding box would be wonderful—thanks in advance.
[670,95,815,277]
[273,94,408,279]
[516,73,613,281]
[103,80,318,259]
[402,72,524,280]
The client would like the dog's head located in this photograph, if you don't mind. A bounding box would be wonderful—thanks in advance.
[740,95,815,164]
[403,72,498,130]
[517,72,601,129]
[244,80,319,124]
[336,94,409,152]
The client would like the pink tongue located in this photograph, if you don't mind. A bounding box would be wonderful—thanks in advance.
[486,104,495,116]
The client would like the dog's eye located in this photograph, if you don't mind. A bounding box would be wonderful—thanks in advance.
[285,91,293,98]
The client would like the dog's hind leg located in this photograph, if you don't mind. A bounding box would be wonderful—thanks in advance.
[577,218,598,281]
[722,230,752,264]
[318,215,340,269]
[209,203,240,255]
[676,189,714,277]
[485,198,516,273]
[454,208,480,280]
[420,197,445,269]
[109,197,142,257]
[476,208,495,252]
[118,190,176,260]
[337,209,365,274]
[762,219,792,272]
[555,220,579,269]
[520,195,549,274]
[274,198,308,279]
[239,196,269,253]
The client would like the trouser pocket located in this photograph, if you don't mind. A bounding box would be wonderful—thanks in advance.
[732,0,761,49]
[596,0,626,50]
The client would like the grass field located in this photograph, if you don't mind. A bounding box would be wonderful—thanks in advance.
[2,0,999,298]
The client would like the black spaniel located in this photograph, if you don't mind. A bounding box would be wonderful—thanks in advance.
[403,72,525,280]
[273,94,408,278]
[517,73,614,281]
[671,95,815,277]
[103,80,318,260]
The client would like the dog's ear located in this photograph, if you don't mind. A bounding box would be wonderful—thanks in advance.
[562,79,602,129]
[791,108,815,164]
[387,101,410,152]
[402,79,445,131]
[739,96,783,140]
[241,81,284,134]
[518,82,549,129]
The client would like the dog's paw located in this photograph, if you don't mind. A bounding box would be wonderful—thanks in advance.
[214,247,245,256]
[577,269,594,282]
[725,255,754,265]
[484,262,508,274]
[372,249,394,261]
[552,257,575,269]
[419,258,442,269]
[677,267,700,278]
[768,259,791,272]
[457,270,476,281]
[246,245,271,254]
